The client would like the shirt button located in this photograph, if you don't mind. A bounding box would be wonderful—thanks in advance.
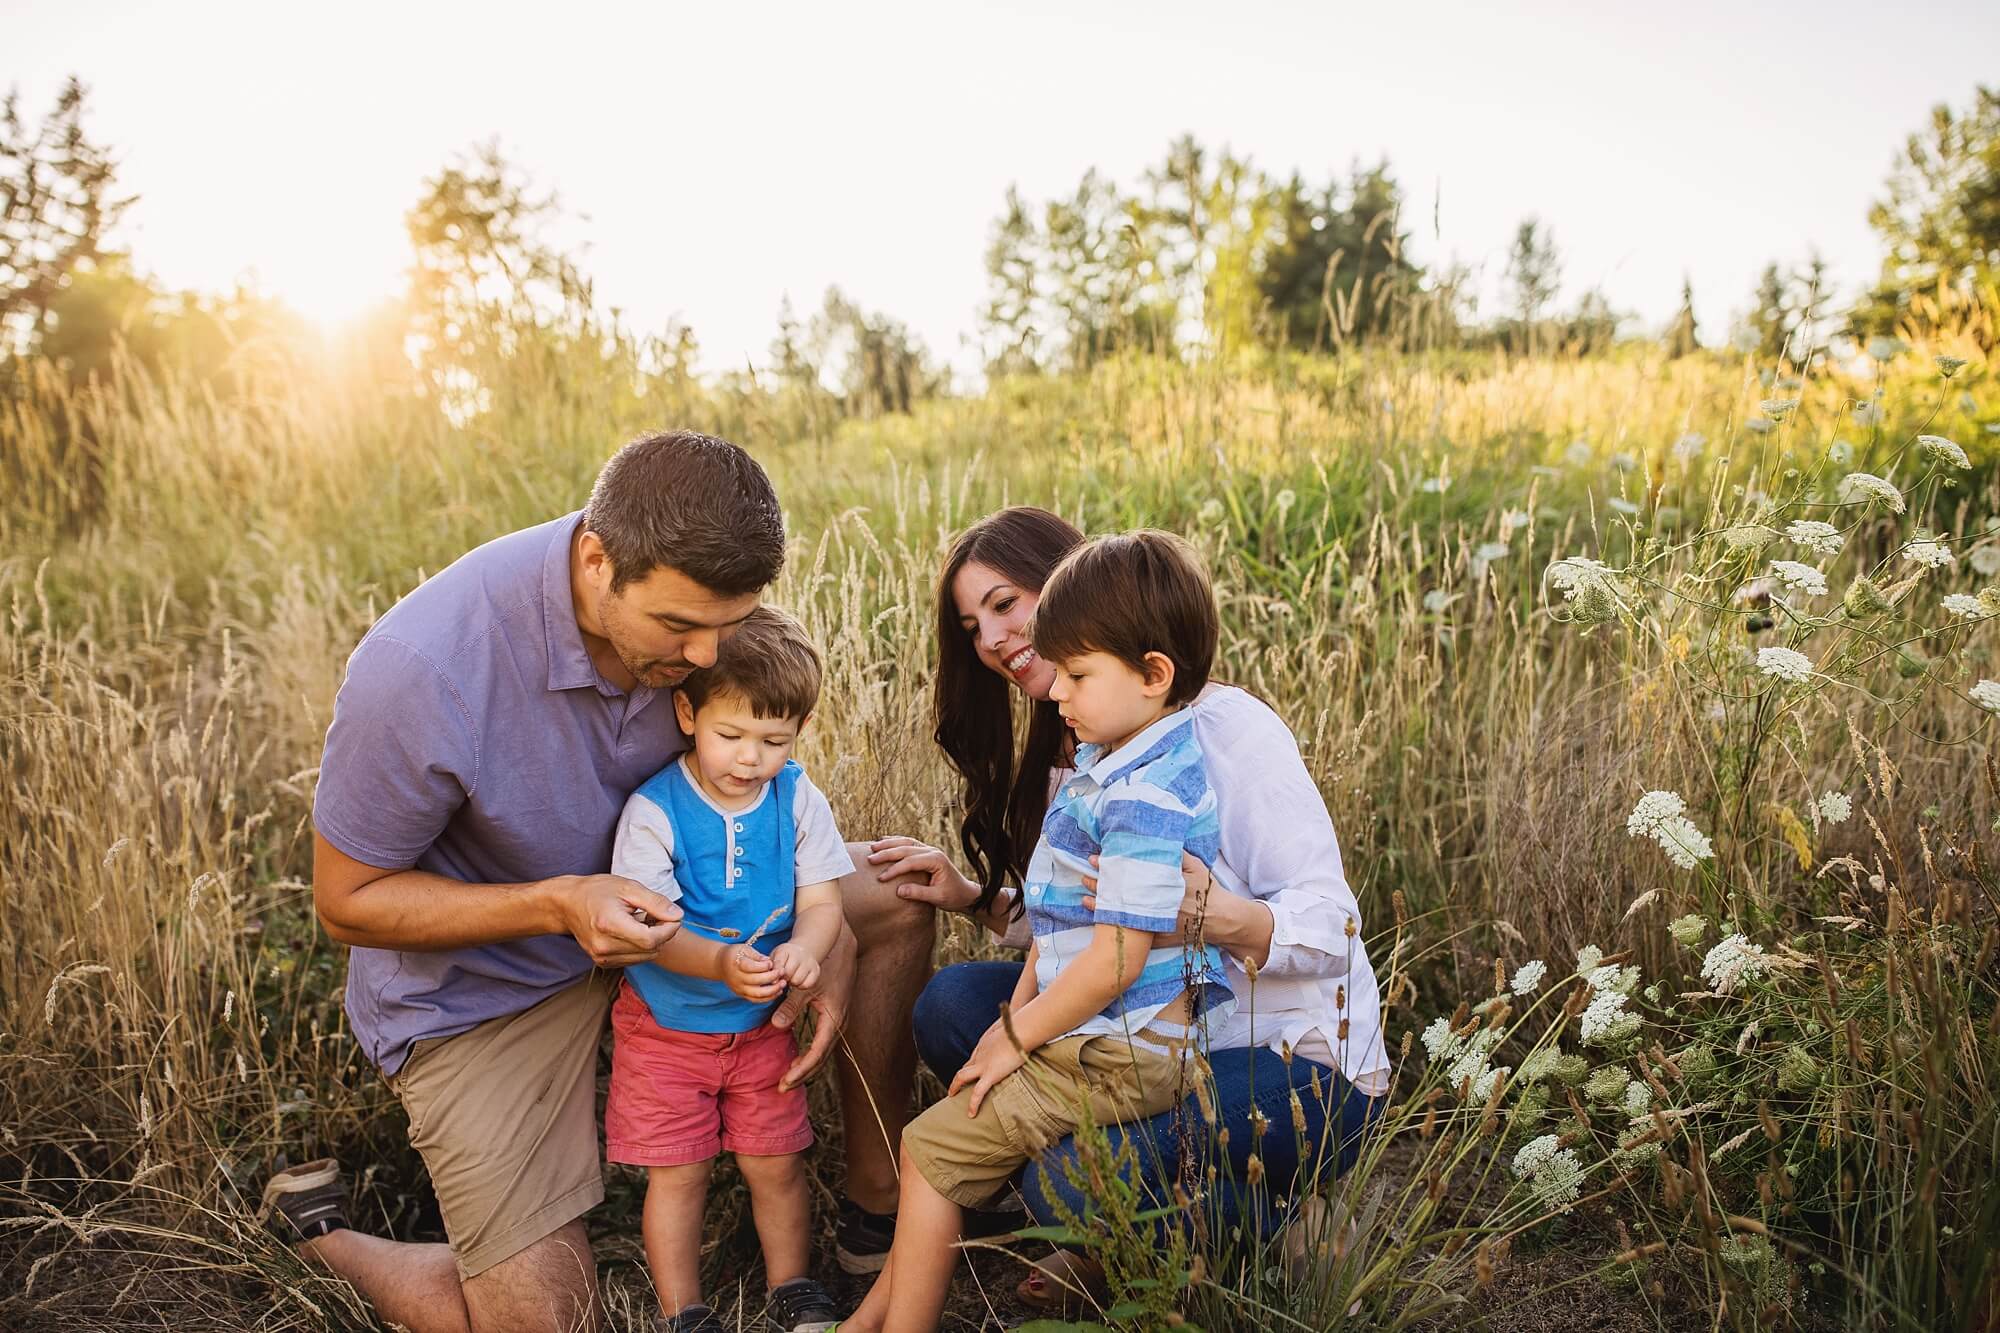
[733,822,744,833]
[733,846,745,856]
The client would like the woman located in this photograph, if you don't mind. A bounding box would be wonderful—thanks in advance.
[866,506,1390,1308]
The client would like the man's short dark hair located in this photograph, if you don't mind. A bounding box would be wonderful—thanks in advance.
[583,430,785,595]
[1031,530,1217,707]
[680,606,823,721]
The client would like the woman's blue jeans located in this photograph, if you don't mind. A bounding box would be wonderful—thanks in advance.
[913,960,1383,1240]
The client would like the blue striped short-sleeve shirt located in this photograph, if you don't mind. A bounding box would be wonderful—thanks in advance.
[1024,708,1234,1046]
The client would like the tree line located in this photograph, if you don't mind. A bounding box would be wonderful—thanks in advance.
[4,77,1995,424]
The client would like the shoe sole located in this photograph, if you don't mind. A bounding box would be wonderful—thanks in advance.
[834,1244,889,1276]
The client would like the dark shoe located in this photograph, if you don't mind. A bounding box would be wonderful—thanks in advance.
[963,1199,1026,1240]
[658,1304,723,1333]
[765,1277,839,1332]
[835,1198,896,1274]
[259,1157,349,1241]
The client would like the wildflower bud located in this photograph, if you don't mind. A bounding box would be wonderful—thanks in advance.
[1344,916,1357,938]
[1245,1154,1265,1186]
[1291,1092,1309,1137]
[1494,959,1507,995]
[1393,890,1408,927]
[1399,1030,1414,1061]
[1843,576,1890,618]
[1249,1109,1270,1139]
[1338,1019,1350,1041]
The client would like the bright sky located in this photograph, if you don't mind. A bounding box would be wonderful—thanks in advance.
[13,0,1998,381]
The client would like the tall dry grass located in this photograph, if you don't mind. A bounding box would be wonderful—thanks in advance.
[3,325,1997,1328]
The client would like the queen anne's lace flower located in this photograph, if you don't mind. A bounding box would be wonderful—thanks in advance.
[1721,525,1777,552]
[1580,988,1640,1046]
[1784,520,1844,557]
[1574,944,1604,976]
[1584,1065,1631,1104]
[1844,577,1891,617]
[1759,398,1798,420]
[1622,1080,1653,1115]
[1511,960,1548,994]
[1518,1048,1563,1083]
[1972,547,2000,577]
[1420,1016,1463,1062]
[1701,934,1770,994]
[1475,541,1511,563]
[1903,535,1955,570]
[1770,560,1828,596]
[1937,355,1967,378]
[1512,1134,1584,1210]
[1916,434,1970,469]
[1944,593,1984,618]
[1668,914,1708,948]
[1671,431,1705,462]
[1817,791,1852,824]
[1838,472,1905,513]
[1547,556,1630,625]
[1971,679,2000,713]
[1757,647,1814,684]
[1625,790,1684,836]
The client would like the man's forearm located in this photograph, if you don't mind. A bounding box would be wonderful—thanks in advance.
[315,865,567,952]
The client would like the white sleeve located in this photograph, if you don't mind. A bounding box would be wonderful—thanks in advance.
[1193,688,1363,979]
[791,771,857,886]
[610,791,682,901]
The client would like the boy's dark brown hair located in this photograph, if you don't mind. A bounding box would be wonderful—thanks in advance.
[679,606,822,721]
[1030,529,1216,706]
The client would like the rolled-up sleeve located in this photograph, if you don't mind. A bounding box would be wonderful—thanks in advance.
[313,634,479,870]
[1197,689,1362,979]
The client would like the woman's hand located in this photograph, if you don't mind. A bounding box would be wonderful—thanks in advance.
[948,1015,1029,1115]
[1079,852,1214,943]
[867,836,982,913]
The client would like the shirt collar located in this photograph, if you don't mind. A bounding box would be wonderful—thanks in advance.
[542,511,605,693]
[1074,707,1195,786]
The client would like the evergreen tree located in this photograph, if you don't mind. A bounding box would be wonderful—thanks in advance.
[1858,84,2000,341]
[1,77,129,354]
[1664,275,1700,358]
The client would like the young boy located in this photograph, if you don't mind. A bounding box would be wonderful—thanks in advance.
[843,530,1233,1333]
[606,607,852,1333]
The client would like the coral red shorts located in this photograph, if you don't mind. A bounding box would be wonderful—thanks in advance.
[604,981,813,1166]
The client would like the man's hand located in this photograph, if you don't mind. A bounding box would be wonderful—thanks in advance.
[948,1014,1028,1116]
[770,923,855,1091]
[867,837,981,913]
[557,873,685,967]
[767,941,820,990]
[720,944,785,1002]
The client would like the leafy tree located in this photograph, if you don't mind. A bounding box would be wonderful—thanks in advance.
[1257,162,1420,351]
[1738,254,1827,364]
[1,77,129,354]
[1664,274,1700,358]
[807,286,936,417]
[1505,217,1562,331]
[1859,84,2000,340]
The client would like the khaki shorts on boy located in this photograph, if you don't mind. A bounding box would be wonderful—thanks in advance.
[388,970,617,1277]
[901,1034,1184,1208]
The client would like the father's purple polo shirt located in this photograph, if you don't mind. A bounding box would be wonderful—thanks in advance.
[314,511,687,1075]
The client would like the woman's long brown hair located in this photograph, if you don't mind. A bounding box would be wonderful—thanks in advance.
[932,506,1085,917]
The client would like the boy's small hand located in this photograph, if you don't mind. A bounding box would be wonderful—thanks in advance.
[768,942,820,990]
[949,1016,1028,1116]
[720,944,785,1003]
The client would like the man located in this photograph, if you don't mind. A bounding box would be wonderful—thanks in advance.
[269,430,864,1332]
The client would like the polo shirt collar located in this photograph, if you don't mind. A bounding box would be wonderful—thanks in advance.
[543,511,603,693]
[1074,706,1194,786]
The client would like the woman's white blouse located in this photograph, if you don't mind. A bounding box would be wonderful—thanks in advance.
[997,684,1391,1095]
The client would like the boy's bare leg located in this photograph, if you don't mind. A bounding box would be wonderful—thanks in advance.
[643,1162,715,1316]
[844,1148,964,1333]
[304,1220,599,1333]
[836,846,935,1213]
[738,1151,811,1288]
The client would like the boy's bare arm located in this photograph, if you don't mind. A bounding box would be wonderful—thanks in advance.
[766,879,842,987]
[653,926,785,1002]
[1008,938,1042,1011]
[1007,923,1153,1051]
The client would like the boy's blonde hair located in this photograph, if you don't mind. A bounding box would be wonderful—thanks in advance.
[680,606,822,721]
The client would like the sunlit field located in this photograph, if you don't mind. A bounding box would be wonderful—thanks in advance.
[4,322,1998,1331]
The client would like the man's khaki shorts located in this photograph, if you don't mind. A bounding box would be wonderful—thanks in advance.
[389,971,617,1278]
[901,1034,1183,1209]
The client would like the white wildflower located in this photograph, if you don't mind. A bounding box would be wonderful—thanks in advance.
[1944,593,1984,618]
[1770,560,1828,596]
[1917,434,1970,469]
[1936,355,1967,378]
[1423,589,1457,613]
[1817,791,1852,824]
[1827,438,1856,466]
[1421,1016,1464,1062]
[1745,417,1775,435]
[1611,451,1639,473]
[1499,508,1531,540]
[1672,431,1706,462]
[1547,556,1629,625]
[1589,964,1642,997]
[1574,944,1604,975]
[1626,790,1685,837]
[1757,647,1814,684]
[1623,1080,1653,1115]
[1421,476,1452,494]
[1701,933,1770,994]
[1447,1044,1506,1101]
[1838,472,1905,513]
[1653,816,1714,869]
[1721,524,1777,552]
[1198,498,1225,524]
[1475,541,1511,563]
[1971,680,2000,713]
[1972,547,2000,577]
[1565,440,1595,468]
[1608,497,1640,516]
[1902,535,1954,571]
[1784,520,1844,558]
[1581,988,1640,1046]
[1668,914,1708,948]
[1511,960,1548,995]
[1512,1134,1585,1210]
[1866,336,1902,361]
[1760,398,1799,421]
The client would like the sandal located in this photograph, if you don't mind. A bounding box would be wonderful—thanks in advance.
[1014,1249,1109,1315]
